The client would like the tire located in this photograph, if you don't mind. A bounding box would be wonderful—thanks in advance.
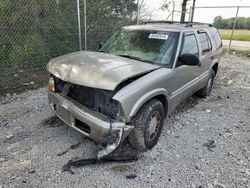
[128,99,165,152]
[197,69,215,98]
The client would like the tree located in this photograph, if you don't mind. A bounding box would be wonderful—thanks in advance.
[136,0,170,22]
[213,16,225,29]
[136,0,195,23]
[180,0,190,22]
[83,0,137,49]
[245,17,250,30]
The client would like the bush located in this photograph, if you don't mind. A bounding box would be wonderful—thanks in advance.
[7,36,46,69]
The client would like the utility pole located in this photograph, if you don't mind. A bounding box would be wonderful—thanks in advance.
[84,0,87,50]
[77,0,82,51]
[229,6,239,50]
[136,0,140,24]
[172,1,175,21]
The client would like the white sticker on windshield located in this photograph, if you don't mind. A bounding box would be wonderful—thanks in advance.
[149,33,169,40]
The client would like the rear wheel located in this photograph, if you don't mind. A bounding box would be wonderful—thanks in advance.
[197,69,215,97]
[128,99,165,152]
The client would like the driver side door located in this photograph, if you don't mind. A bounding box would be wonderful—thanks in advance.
[169,31,201,110]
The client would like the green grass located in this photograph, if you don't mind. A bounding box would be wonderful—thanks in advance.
[219,29,250,41]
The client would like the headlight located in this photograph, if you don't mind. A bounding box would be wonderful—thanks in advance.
[114,100,126,121]
[48,76,55,92]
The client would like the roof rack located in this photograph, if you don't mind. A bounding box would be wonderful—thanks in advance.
[184,22,213,27]
[141,20,180,24]
[141,20,213,27]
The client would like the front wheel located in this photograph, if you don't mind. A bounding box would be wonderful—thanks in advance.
[128,99,165,152]
[197,69,215,97]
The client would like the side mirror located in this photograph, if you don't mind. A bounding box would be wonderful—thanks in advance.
[99,41,105,49]
[179,53,200,66]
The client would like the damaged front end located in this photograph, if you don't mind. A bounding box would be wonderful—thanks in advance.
[46,50,161,158]
[48,75,133,159]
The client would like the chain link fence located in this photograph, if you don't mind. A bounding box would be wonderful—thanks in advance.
[0,0,135,95]
[82,0,136,50]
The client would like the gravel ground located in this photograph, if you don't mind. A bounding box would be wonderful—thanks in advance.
[0,55,249,188]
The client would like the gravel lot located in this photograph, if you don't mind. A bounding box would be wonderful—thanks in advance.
[0,55,249,188]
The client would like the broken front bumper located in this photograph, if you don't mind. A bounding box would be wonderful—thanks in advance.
[48,91,133,146]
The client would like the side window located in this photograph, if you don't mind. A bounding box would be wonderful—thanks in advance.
[198,32,212,54]
[181,34,199,55]
[209,28,222,49]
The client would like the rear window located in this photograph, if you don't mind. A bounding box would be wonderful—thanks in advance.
[198,32,212,54]
[209,28,222,49]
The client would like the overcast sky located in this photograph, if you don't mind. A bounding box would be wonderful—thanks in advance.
[143,0,250,23]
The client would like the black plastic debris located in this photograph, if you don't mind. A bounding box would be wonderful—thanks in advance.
[62,139,139,174]
[126,173,137,179]
[203,140,216,151]
[57,142,82,156]
[28,169,36,174]
[62,155,138,175]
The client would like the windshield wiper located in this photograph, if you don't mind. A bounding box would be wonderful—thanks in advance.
[117,54,154,64]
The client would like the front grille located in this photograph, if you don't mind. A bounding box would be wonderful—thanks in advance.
[53,77,118,119]
[67,85,95,110]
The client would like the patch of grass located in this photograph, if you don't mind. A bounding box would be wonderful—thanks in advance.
[219,29,250,41]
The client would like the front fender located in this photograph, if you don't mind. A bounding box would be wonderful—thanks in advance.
[113,87,170,122]
[128,88,169,118]
[112,68,173,122]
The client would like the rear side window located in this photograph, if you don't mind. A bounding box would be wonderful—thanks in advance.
[198,32,212,54]
[209,28,222,49]
[181,34,199,55]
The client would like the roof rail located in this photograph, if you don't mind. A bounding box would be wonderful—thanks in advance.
[141,20,213,27]
[141,20,181,25]
[184,22,213,27]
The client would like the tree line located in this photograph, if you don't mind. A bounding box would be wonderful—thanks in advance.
[213,16,250,29]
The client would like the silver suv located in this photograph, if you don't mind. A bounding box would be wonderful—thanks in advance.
[47,22,222,158]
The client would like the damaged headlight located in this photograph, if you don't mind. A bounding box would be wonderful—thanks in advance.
[114,100,126,122]
[48,76,55,92]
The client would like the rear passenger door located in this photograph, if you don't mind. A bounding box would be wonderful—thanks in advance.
[208,27,223,62]
[197,30,213,76]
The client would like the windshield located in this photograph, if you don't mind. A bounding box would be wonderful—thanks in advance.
[100,29,179,67]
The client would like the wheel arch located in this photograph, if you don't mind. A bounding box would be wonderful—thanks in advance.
[212,63,219,75]
[128,88,169,119]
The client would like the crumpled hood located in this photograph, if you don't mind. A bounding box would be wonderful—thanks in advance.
[47,51,160,90]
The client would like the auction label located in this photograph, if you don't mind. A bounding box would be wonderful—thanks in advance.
[149,33,169,40]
